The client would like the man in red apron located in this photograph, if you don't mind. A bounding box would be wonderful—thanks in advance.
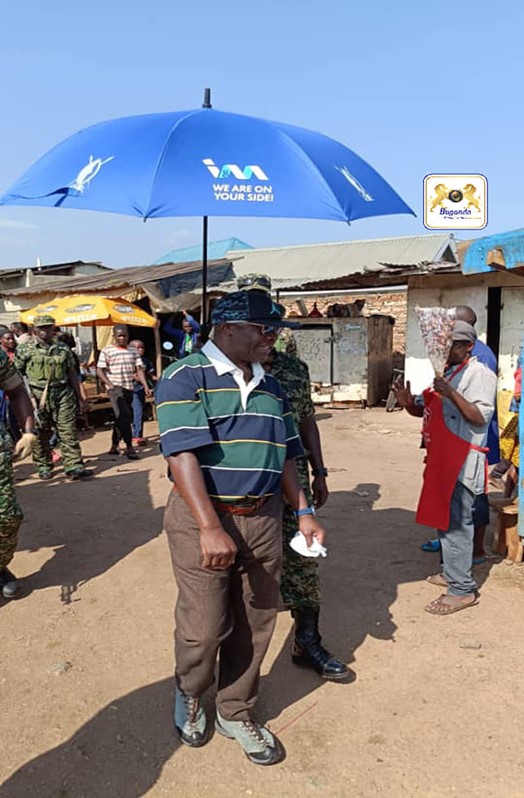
[394,321,497,615]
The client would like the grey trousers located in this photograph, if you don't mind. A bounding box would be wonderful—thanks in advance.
[164,490,283,721]
[438,482,477,597]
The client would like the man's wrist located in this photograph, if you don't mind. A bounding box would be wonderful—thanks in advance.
[295,506,316,517]
[311,467,328,478]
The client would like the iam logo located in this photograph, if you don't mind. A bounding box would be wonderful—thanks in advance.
[202,158,268,181]
[69,155,115,193]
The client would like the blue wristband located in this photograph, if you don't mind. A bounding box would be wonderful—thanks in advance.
[295,506,316,517]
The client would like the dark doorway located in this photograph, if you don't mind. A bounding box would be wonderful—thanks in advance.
[487,286,501,358]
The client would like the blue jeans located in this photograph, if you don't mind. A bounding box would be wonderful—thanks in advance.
[132,389,145,439]
[438,482,477,597]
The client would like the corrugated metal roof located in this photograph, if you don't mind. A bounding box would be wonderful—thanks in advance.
[231,233,458,289]
[0,258,232,298]
[0,260,109,279]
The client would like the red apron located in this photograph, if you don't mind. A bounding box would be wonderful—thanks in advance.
[415,362,488,531]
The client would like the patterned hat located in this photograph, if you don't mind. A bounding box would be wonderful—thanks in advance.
[33,314,56,327]
[211,290,297,328]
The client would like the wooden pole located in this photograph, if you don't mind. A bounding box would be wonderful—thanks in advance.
[92,324,100,392]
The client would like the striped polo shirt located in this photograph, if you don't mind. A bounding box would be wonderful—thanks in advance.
[97,345,144,391]
[156,340,303,502]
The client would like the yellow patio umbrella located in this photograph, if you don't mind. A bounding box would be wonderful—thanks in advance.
[20,294,157,394]
[20,294,156,327]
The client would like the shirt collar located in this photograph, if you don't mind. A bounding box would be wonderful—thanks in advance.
[444,355,477,376]
[202,339,265,381]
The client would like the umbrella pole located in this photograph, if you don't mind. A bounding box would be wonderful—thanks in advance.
[202,214,209,335]
[201,87,212,337]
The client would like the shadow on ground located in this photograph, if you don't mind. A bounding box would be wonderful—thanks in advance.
[11,440,164,600]
[258,483,498,722]
[0,678,179,798]
[1,482,499,794]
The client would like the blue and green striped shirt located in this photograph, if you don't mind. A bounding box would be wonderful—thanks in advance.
[156,341,303,502]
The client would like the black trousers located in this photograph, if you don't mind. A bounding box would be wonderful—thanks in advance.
[108,386,134,447]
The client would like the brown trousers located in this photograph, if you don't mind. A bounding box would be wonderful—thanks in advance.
[164,491,283,721]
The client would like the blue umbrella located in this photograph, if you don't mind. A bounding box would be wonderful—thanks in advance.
[0,90,414,318]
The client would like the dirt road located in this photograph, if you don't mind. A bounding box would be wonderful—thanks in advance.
[1,409,523,798]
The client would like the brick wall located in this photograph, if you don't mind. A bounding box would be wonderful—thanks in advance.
[280,292,407,357]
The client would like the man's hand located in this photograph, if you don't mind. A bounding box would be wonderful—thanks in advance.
[144,387,152,398]
[79,398,90,414]
[311,476,329,508]
[391,378,414,409]
[14,432,37,460]
[298,514,326,549]
[433,377,453,398]
[200,525,238,570]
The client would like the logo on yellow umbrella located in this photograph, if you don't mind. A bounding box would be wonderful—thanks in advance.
[65,303,95,313]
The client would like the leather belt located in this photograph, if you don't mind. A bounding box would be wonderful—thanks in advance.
[212,497,268,516]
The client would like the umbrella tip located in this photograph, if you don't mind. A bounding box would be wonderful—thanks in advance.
[202,88,212,109]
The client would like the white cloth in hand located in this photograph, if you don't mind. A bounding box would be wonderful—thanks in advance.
[289,531,327,558]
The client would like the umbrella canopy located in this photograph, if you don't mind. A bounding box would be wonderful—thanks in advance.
[20,295,156,327]
[0,106,413,223]
[0,92,414,324]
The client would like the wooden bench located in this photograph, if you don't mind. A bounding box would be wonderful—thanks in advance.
[488,497,524,563]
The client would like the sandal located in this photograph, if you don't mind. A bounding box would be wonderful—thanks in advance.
[426,573,448,587]
[425,593,478,615]
[421,538,441,553]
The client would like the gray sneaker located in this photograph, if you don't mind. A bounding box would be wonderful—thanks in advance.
[174,686,208,747]
[215,710,285,766]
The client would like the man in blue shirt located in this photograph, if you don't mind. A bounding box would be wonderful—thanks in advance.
[163,310,201,359]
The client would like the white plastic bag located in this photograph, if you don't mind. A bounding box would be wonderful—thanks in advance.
[415,307,456,376]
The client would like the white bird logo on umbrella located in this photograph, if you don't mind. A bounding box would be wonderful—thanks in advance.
[70,155,115,193]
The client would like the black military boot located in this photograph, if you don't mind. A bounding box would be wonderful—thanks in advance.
[292,608,349,680]
[0,567,19,598]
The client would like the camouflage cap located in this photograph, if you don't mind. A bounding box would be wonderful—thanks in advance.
[236,273,272,293]
[211,290,298,328]
[33,314,56,327]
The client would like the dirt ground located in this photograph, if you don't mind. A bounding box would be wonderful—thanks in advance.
[1,408,523,798]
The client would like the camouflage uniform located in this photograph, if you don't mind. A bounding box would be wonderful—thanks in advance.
[270,350,320,611]
[0,350,24,570]
[274,328,298,356]
[14,340,84,476]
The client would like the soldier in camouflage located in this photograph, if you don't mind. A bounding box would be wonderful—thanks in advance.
[0,348,36,598]
[237,274,349,680]
[14,315,92,481]
[268,348,348,679]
